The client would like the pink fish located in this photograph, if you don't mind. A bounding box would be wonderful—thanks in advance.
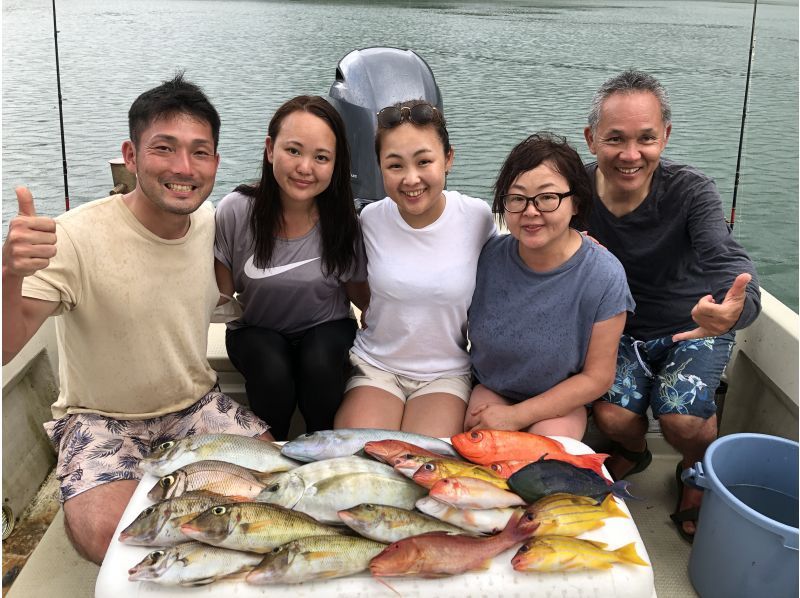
[429,477,526,509]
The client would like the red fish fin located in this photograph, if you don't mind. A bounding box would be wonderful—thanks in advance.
[551,452,609,477]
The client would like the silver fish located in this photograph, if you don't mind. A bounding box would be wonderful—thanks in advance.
[140,434,299,476]
[119,492,237,546]
[254,456,401,508]
[146,460,275,502]
[281,429,461,462]
[415,496,520,534]
[180,502,345,553]
[127,541,262,586]
[246,535,386,584]
[338,503,467,542]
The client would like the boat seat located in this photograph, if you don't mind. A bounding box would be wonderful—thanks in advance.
[5,509,99,598]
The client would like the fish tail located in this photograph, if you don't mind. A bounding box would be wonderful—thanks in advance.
[613,542,649,566]
[561,453,609,477]
[610,480,641,500]
[600,494,629,519]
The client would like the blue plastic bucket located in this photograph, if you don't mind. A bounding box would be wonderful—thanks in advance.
[684,433,798,598]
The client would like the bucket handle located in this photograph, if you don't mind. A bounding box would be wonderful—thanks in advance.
[684,463,799,551]
[681,462,708,490]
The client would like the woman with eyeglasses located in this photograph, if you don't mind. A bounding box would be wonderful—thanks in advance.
[333,100,496,437]
[465,132,634,440]
[214,96,369,440]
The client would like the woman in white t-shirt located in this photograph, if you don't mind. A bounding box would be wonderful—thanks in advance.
[334,100,496,437]
[214,96,368,440]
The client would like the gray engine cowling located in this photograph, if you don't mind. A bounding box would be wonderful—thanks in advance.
[325,47,443,212]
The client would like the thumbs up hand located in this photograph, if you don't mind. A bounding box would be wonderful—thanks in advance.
[2,187,57,277]
[672,273,753,342]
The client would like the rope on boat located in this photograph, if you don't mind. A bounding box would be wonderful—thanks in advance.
[730,0,758,230]
[52,0,70,211]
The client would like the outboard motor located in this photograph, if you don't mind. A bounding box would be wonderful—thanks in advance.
[325,47,443,212]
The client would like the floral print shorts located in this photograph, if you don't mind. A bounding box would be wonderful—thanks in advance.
[44,388,270,503]
[601,332,735,419]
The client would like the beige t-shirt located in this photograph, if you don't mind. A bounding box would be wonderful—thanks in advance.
[22,195,219,419]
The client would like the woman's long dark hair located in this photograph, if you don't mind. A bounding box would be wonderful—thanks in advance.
[236,95,358,278]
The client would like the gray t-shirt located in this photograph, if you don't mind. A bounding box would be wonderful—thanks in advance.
[468,234,634,403]
[214,191,366,336]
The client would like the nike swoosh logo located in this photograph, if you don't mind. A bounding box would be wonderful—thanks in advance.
[244,256,320,279]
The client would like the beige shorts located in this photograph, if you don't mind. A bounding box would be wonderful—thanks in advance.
[346,352,472,403]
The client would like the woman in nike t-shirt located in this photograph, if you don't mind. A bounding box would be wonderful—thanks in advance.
[214,96,368,440]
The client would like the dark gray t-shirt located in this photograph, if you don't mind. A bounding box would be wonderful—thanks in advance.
[468,234,634,403]
[214,191,366,336]
[586,159,761,340]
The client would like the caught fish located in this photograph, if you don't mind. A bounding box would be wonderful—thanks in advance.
[147,460,274,502]
[507,459,636,503]
[364,439,458,464]
[429,477,526,509]
[415,496,519,535]
[391,454,439,479]
[452,430,609,477]
[140,434,299,476]
[489,460,536,479]
[516,493,628,537]
[511,536,649,572]
[281,429,460,462]
[246,535,386,584]
[127,541,262,586]
[119,493,241,546]
[180,502,344,553]
[254,457,410,512]
[412,459,508,490]
[338,503,466,542]
[369,511,530,578]
[264,471,427,524]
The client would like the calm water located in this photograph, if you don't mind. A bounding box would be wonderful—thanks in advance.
[2,0,798,309]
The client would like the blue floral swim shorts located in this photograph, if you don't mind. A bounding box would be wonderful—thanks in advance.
[44,388,270,503]
[601,332,735,419]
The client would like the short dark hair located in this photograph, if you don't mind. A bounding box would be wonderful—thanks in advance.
[588,70,671,133]
[492,132,592,229]
[374,99,450,160]
[128,72,220,151]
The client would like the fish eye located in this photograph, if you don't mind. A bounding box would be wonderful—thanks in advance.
[490,464,501,472]
[302,433,313,438]
[142,506,155,515]
[271,546,283,554]
[423,463,435,471]
[524,513,534,521]
[365,504,375,511]
[150,550,165,558]
[212,506,227,515]
[159,475,175,488]
[519,544,530,553]
[469,431,483,441]
[157,441,175,451]
[268,484,280,492]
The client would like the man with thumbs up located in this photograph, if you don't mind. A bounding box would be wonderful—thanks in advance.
[2,74,271,564]
[583,71,761,543]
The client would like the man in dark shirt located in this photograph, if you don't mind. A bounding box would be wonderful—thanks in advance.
[583,70,760,542]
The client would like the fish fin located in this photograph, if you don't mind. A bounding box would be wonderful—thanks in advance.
[183,577,217,586]
[610,480,641,500]
[601,494,629,519]
[583,539,608,550]
[372,576,401,597]
[477,559,492,571]
[555,452,609,477]
[587,561,614,570]
[614,542,649,566]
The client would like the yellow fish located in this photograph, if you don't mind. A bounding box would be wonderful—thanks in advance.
[412,459,509,489]
[516,493,627,537]
[512,536,649,572]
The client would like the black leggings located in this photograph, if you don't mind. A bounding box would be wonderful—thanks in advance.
[225,318,357,440]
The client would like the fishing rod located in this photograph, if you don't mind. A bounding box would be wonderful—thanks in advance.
[729,0,758,230]
[52,0,70,211]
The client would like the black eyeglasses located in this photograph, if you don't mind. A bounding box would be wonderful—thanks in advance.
[501,191,574,213]
[376,103,441,129]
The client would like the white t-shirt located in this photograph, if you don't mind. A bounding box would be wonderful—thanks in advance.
[352,190,496,380]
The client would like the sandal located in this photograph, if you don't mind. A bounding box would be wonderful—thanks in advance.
[670,462,698,544]
[608,442,652,481]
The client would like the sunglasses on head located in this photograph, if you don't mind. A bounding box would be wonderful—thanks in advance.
[376,103,441,129]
